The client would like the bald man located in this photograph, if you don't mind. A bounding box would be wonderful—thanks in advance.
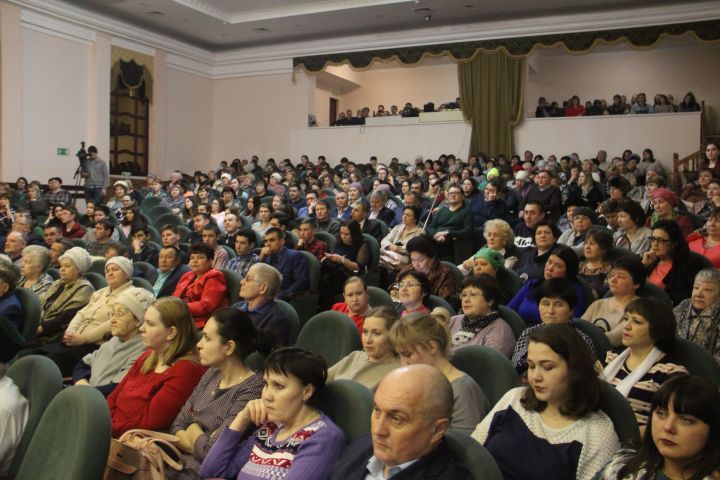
[329,364,472,480]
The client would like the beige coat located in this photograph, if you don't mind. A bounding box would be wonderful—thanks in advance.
[67,281,132,344]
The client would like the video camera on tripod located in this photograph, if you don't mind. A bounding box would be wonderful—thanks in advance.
[74,141,89,180]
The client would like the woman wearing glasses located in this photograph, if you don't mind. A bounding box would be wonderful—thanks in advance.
[395,270,432,317]
[687,206,720,269]
[643,220,709,306]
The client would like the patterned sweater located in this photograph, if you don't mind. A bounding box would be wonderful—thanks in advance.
[200,414,346,480]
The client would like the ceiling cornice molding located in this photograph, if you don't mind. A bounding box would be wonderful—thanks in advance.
[8,0,720,79]
[171,0,415,25]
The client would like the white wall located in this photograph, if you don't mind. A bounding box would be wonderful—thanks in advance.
[524,39,720,132]
[334,62,459,116]
[164,67,214,174]
[210,71,311,163]
[515,112,701,169]
[21,28,91,182]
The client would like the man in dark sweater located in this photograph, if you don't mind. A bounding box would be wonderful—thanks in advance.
[329,365,472,480]
[526,170,562,218]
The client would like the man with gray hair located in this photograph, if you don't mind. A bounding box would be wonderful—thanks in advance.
[329,364,472,480]
[232,262,290,345]
[3,232,27,267]
[368,190,395,226]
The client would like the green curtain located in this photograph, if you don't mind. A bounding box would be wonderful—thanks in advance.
[458,50,525,158]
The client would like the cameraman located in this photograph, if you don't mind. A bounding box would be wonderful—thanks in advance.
[83,146,108,204]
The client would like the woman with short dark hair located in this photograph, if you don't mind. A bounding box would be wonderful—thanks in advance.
[602,298,687,429]
[594,374,720,480]
[172,243,228,328]
[579,227,614,298]
[200,347,346,480]
[614,199,652,256]
[473,323,619,480]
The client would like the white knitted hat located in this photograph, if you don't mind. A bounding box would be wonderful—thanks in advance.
[59,247,92,274]
[106,255,133,280]
[114,287,155,324]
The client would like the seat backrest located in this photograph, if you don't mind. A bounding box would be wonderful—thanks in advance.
[450,345,521,407]
[361,234,380,270]
[496,267,523,298]
[314,231,336,252]
[88,257,107,275]
[15,386,112,480]
[497,305,527,340]
[147,224,162,244]
[148,204,173,220]
[15,287,41,345]
[599,381,641,446]
[46,267,59,280]
[367,286,395,308]
[636,282,672,305]
[139,196,161,213]
[577,276,597,306]
[297,250,320,290]
[672,338,720,386]
[70,238,88,249]
[296,311,362,365]
[285,231,299,249]
[689,251,714,270]
[153,212,183,228]
[131,276,155,293]
[444,429,504,480]
[440,260,465,288]
[220,269,242,305]
[6,355,63,476]
[378,220,390,239]
[427,295,455,315]
[221,244,237,259]
[134,261,159,284]
[83,272,108,290]
[177,225,192,243]
[317,380,373,442]
[275,299,302,344]
[572,318,611,361]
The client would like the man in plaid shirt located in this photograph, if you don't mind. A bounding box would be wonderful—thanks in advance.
[296,218,327,262]
[226,228,258,279]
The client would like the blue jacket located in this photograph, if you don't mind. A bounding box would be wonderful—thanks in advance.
[507,278,586,325]
[263,247,309,300]
[233,299,290,345]
[0,291,24,331]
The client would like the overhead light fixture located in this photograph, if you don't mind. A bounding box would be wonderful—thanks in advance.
[146,10,164,15]
[424,14,432,21]
[254,27,270,33]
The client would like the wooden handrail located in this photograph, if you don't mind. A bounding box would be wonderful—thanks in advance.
[672,149,704,191]
[701,100,708,146]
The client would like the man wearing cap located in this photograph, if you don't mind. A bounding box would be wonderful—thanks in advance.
[557,206,597,256]
[0,316,28,476]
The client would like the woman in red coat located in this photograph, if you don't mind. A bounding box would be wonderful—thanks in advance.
[107,297,206,437]
[173,243,228,328]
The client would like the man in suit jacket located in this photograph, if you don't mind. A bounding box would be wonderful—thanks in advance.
[329,365,472,480]
[368,190,395,227]
[352,200,383,242]
[153,245,190,297]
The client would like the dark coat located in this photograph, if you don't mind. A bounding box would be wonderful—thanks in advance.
[329,435,472,480]
[155,264,191,298]
[361,218,384,242]
[646,251,712,305]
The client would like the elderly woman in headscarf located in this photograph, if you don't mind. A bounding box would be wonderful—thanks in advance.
[38,255,134,375]
[72,287,154,396]
[18,245,53,296]
[35,247,95,345]
[647,188,694,238]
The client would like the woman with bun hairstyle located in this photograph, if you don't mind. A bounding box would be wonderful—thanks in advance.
[166,307,276,480]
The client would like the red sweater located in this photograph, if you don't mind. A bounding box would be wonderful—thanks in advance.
[172,268,229,327]
[107,351,206,438]
[331,302,366,334]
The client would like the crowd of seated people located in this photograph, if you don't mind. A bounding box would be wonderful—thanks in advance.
[333,98,461,125]
[535,91,703,117]
[1,143,720,479]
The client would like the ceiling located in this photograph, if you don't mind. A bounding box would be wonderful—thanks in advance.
[65,0,685,52]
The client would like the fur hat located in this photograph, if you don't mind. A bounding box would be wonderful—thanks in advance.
[106,256,133,280]
[572,206,598,225]
[59,247,92,274]
[114,287,155,325]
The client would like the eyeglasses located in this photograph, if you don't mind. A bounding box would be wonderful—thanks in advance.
[648,236,670,244]
[446,190,462,196]
[396,281,421,289]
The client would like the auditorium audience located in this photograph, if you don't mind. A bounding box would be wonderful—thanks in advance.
[328,305,401,391]
[38,255,133,375]
[200,347,346,480]
[389,311,489,434]
[474,324,619,480]
[107,297,206,437]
